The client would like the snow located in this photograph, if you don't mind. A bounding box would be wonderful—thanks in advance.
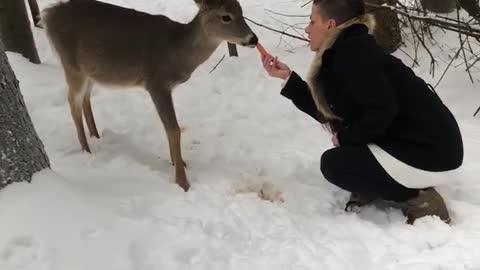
[1,0,480,269]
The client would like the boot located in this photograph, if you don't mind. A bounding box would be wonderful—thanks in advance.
[345,192,379,212]
[401,187,451,225]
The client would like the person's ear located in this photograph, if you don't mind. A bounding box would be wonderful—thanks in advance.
[326,19,337,30]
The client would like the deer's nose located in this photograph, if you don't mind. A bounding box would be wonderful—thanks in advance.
[247,34,258,46]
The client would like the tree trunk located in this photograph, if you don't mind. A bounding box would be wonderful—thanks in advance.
[0,0,41,64]
[458,0,480,21]
[365,0,402,53]
[420,0,456,13]
[0,41,50,190]
[227,42,238,57]
[27,0,42,28]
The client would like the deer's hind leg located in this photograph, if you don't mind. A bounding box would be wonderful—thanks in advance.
[64,68,91,153]
[83,80,100,138]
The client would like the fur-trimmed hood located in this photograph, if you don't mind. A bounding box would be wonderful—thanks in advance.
[306,14,376,122]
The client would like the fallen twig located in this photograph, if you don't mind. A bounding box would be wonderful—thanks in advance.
[209,54,226,73]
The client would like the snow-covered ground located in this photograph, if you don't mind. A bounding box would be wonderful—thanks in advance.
[1,0,480,269]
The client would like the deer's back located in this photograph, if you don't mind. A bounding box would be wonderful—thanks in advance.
[44,0,186,87]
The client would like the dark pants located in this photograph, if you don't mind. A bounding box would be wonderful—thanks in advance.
[320,145,419,202]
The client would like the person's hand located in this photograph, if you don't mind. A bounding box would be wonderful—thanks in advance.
[332,133,339,147]
[262,54,292,80]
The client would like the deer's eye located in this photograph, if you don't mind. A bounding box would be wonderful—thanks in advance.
[222,15,232,23]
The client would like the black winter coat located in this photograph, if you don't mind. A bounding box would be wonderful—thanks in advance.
[281,19,463,172]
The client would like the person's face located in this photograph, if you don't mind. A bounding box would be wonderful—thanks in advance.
[305,5,337,51]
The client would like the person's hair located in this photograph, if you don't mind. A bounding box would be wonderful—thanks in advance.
[312,0,365,24]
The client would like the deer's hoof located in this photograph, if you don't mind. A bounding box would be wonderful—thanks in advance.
[177,179,190,192]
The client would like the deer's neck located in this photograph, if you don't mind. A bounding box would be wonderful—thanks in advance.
[182,14,222,68]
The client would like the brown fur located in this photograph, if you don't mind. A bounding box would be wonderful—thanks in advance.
[42,0,258,191]
[306,14,376,122]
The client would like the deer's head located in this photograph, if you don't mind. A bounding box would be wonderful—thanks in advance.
[195,0,258,47]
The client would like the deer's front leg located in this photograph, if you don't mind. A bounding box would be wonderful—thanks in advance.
[149,88,189,192]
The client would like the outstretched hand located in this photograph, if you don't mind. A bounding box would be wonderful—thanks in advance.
[262,55,292,80]
[257,43,291,80]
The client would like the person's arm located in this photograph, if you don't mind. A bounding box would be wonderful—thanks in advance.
[333,44,398,145]
[261,55,324,123]
[280,71,321,122]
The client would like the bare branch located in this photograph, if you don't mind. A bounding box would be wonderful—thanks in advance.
[264,9,309,18]
[244,17,310,42]
[457,7,475,83]
[301,1,313,8]
[365,2,480,39]
[434,43,465,88]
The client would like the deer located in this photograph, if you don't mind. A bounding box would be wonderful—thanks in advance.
[42,0,258,192]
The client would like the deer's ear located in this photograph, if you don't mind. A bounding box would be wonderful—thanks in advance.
[194,0,223,8]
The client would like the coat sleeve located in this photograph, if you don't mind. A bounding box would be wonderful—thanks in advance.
[334,43,399,145]
[280,71,322,123]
